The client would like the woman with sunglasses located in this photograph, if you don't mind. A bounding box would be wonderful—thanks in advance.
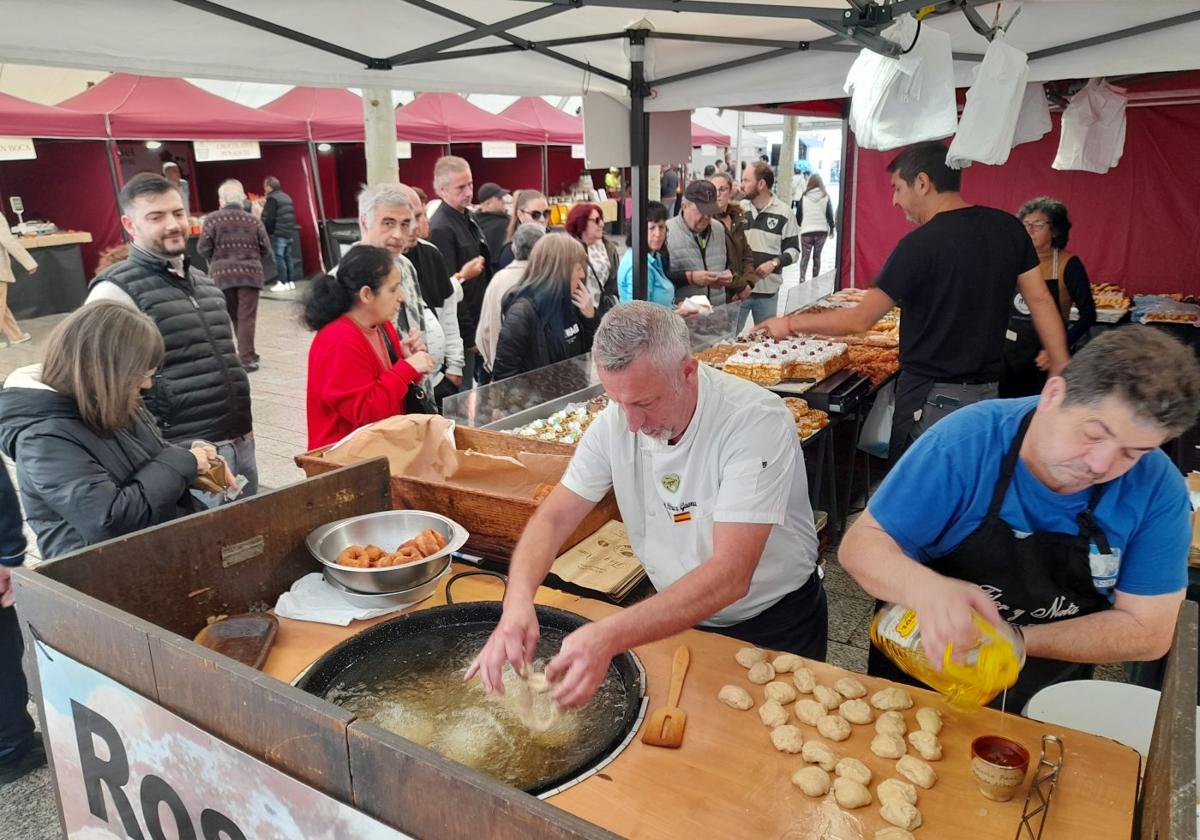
[497,190,551,270]
[1000,197,1097,397]
[565,202,618,312]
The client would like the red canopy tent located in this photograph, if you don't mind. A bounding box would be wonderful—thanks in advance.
[0,91,106,138]
[395,93,546,144]
[499,96,583,145]
[690,122,732,147]
[262,86,448,144]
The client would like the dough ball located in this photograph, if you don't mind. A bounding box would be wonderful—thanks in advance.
[874,710,907,737]
[717,684,754,710]
[880,800,923,831]
[834,676,868,699]
[758,699,789,728]
[840,698,874,725]
[877,778,918,806]
[801,739,838,771]
[875,829,915,840]
[907,730,943,761]
[770,724,805,754]
[813,684,842,710]
[817,714,852,742]
[795,698,825,726]
[764,681,798,705]
[792,765,831,797]
[896,755,937,790]
[747,661,776,685]
[916,707,943,735]
[833,777,872,809]
[835,757,873,786]
[735,647,768,668]
[871,687,914,711]
[792,667,817,694]
[870,733,907,759]
[772,653,804,673]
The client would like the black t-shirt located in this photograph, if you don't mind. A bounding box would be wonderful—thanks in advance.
[428,204,492,348]
[874,206,1039,383]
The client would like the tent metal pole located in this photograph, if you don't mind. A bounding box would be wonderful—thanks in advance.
[1027,9,1200,61]
[833,105,850,293]
[541,145,549,195]
[307,140,330,269]
[628,28,650,303]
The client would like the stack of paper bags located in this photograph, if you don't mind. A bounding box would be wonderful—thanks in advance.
[551,520,646,601]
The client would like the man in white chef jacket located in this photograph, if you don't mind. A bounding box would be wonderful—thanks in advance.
[468,302,825,708]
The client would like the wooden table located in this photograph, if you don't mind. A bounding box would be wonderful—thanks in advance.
[263,567,1140,839]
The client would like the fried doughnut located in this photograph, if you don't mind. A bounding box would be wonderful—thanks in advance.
[412,528,445,557]
[336,545,371,568]
[363,544,387,563]
[391,546,424,565]
[532,482,555,503]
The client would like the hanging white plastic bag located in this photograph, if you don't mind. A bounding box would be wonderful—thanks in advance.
[1013,83,1052,146]
[946,31,1029,168]
[858,379,896,458]
[1053,79,1127,174]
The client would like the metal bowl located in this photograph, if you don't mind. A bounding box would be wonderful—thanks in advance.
[306,510,469,593]
[321,558,450,609]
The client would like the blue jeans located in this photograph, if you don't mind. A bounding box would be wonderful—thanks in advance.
[737,293,779,332]
[270,236,294,285]
[191,434,259,509]
[0,605,35,764]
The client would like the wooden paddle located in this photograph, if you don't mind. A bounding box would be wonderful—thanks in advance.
[641,645,690,748]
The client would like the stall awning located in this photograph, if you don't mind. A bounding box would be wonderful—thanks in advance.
[261,86,447,143]
[395,93,546,144]
[690,122,732,148]
[0,91,106,139]
[59,73,308,141]
[499,96,583,145]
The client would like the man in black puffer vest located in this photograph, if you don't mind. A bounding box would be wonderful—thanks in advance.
[262,175,297,291]
[86,172,257,501]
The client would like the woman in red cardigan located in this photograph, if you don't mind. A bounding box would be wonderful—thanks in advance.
[304,245,435,449]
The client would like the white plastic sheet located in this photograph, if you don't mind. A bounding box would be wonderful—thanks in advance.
[946,32,1030,168]
[1013,83,1053,146]
[1053,79,1128,174]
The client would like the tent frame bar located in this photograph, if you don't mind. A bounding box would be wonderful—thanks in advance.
[386,5,572,65]
[1027,9,1200,62]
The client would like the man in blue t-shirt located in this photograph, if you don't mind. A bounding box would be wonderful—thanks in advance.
[840,325,1200,709]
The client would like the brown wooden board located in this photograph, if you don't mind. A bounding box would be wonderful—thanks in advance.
[1136,600,1198,840]
[35,460,392,639]
[148,634,357,802]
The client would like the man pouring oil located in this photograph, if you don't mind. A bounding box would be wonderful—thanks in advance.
[840,326,1200,710]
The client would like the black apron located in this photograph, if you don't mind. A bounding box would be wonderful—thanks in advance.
[1000,250,1064,397]
[868,409,1115,712]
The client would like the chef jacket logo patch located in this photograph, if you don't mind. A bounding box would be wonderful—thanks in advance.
[660,473,681,493]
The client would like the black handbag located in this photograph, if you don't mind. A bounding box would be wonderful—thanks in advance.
[384,311,439,415]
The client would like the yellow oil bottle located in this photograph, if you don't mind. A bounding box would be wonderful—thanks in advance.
[869,604,1025,708]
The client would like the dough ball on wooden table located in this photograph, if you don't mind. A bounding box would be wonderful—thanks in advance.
[801,739,838,771]
[813,684,842,710]
[717,685,753,710]
[871,687,914,711]
[770,724,805,754]
[764,681,798,705]
[880,800,923,831]
[758,700,789,728]
[795,698,825,726]
[870,733,907,759]
[839,699,873,725]
[792,766,831,797]
[875,829,915,840]
[817,714,852,742]
[896,755,938,789]
[835,757,873,786]
[833,777,873,809]
[735,647,768,668]
[916,706,943,735]
[772,653,804,673]
[877,778,918,806]
[907,730,943,761]
[747,661,776,684]
[874,711,906,737]
[834,676,868,699]
[792,667,817,694]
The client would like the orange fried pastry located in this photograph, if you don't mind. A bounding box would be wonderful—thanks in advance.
[336,545,372,568]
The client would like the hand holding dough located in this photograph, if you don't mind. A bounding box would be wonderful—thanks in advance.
[770,724,805,754]
[875,829,915,840]
[896,755,938,789]
[840,698,873,725]
[877,778,918,806]
[717,684,753,710]
[758,700,789,728]
[817,714,851,742]
[835,757,873,786]
[916,707,943,735]
[880,800,923,831]
[772,653,804,673]
[833,777,872,809]
[764,681,798,704]
[875,710,907,737]
[870,733,907,759]
[834,676,868,699]
[801,739,838,771]
[747,661,776,685]
[792,667,817,694]
[735,647,768,668]
[813,684,842,710]
[792,766,831,797]
[871,687,914,711]
[907,730,943,761]
[795,698,825,726]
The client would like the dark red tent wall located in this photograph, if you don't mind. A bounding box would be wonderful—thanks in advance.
[843,103,1200,297]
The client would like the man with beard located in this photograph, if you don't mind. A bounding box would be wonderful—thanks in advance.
[839,326,1200,710]
[87,172,256,500]
[468,303,826,708]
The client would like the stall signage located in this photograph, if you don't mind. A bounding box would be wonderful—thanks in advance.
[571,144,586,159]
[193,140,262,162]
[482,141,517,158]
[0,137,36,161]
[34,640,409,840]
[396,141,412,159]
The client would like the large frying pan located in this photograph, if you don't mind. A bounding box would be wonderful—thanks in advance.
[296,571,647,796]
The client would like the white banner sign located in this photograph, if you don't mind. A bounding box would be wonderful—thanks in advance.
[0,137,36,161]
[35,639,408,840]
[481,141,517,159]
[193,140,261,162]
[570,144,586,159]
[396,141,412,159]
[700,144,717,156]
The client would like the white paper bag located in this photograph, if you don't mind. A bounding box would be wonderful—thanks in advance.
[857,380,896,458]
[946,32,1030,168]
[1053,79,1127,174]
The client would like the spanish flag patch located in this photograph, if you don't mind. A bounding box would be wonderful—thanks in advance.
[672,511,692,524]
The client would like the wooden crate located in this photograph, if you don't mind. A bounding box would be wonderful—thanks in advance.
[294,426,619,559]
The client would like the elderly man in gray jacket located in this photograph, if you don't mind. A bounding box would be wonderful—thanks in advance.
[663,180,733,306]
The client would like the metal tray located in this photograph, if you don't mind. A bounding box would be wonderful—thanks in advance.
[482,383,606,432]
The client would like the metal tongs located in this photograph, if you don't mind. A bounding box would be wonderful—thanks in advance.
[1015,735,1065,839]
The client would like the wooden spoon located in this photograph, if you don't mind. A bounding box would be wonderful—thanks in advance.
[641,645,690,748]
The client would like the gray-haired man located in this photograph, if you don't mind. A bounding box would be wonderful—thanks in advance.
[467,302,826,708]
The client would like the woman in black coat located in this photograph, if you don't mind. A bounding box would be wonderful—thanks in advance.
[492,233,598,381]
[0,302,227,559]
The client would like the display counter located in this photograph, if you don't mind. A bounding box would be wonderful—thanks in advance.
[7,229,92,318]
